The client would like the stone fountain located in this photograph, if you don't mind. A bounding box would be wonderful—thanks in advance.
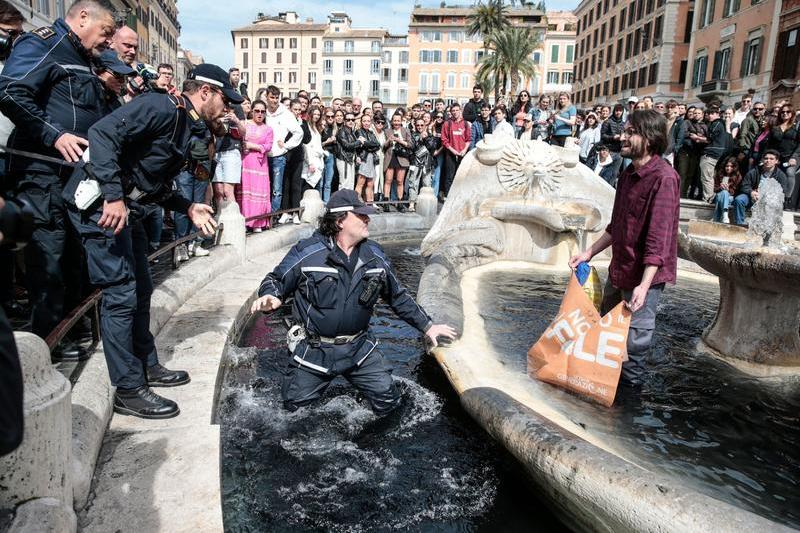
[679,177,800,371]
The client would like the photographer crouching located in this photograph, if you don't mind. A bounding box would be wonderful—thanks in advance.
[62,64,241,419]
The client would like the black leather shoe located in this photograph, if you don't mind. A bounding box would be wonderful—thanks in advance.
[51,340,90,362]
[397,203,407,213]
[146,363,190,387]
[114,386,179,419]
[1,300,28,319]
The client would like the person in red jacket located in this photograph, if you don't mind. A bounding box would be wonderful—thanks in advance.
[441,102,471,199]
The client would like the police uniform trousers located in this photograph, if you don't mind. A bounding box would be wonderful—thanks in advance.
[68,203,158,389]
[283,334,401,416]
[600,280,665,384]
[16,173,85,337]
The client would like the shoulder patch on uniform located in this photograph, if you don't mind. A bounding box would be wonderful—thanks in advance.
[31,27,56,39]
[188,109,200,121]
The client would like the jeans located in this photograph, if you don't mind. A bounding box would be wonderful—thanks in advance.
[732,193,750,225]
[432,152,444,196]
[322,152,335,202]
[270,154,286,212]
[714,190,732,222]
[174,170,210,239]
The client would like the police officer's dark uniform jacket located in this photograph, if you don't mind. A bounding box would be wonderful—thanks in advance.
[258,230,432,412]
[0,19,108,338]
[61,90,206,390]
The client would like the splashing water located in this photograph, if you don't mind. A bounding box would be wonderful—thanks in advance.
[747,177,785,248]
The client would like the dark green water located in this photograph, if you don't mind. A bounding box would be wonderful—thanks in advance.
[218,241,569,532]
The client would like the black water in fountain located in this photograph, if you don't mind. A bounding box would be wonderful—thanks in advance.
[479,267,800,529]
[218,240,569,532]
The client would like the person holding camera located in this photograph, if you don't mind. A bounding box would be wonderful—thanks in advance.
[61,64,240,419]
[0,0,116,361]
[250,189,456,415]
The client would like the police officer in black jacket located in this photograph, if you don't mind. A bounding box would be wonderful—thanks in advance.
[62,64,242,419]
[0,0,116,360]
[251,189,457,415]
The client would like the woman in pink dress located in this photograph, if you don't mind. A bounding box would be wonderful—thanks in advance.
[236,100,274,231]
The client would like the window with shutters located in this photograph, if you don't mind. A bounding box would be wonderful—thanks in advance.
[259,38,268,48]
[447,72,456,88]
[398,68,408,82]
[419,72,428,91]
[276,52,281,64]
[370,80,380,98]
[324,40,333,53]
[274,71,282,83]
[240,38,248,48]
[447,50,458,63]
[430,73,440,92]
[324,59,332,74]
[562,71,573,84]
[290,38,297,49]
[551,45,560,63]
[699,0,715,28]
[741,34,762,77]
[343,80,352,97]
[344,41,354,53]
[547,71,560,83]
[311,38,317,48]
[712,46,732,79]
[723,0,740,17]
[311,53,317,64]
[275,38,284,49]
[344,60,353,75]
[308,72,316,88]
[461,73,471,88]
[773,29,800,81]
[322,80,332,97]
[692,53,708,86]
[399,51,409,63]
[258,72,267,84]
[371,41,381,53]
[382,68,391,82]
[261,52,267,64]
[243,52,249,66]
[289,72,297,84]
[291,52,297,64]
[371,59,380,75]
[566,45,574,63]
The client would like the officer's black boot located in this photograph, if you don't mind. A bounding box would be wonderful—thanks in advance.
[146,363,191,387]
[51,339,90,362]
[114,386,179,419]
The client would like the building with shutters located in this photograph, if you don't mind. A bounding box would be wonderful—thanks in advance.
[407,5,548,105]
[232,12,326,98]
[572,0,692,106]
[540,11,578,96]
[379,35,410,109]
[321,12,387,103]
[684,0,782,106]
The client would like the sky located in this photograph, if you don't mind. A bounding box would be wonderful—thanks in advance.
[177,0,580,68]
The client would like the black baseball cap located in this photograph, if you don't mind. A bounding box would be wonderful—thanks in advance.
[187,64,244,105]
[327,189,376,215]
[99,50,136,76]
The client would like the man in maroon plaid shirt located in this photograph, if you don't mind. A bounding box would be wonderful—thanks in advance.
[570,110,680,384]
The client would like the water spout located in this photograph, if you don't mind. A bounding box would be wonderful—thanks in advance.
[747,177,785,249]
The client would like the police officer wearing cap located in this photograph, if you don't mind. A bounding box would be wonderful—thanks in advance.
[251,189,457,415]
[0,0,116,359]
[95,48,135,110]
[62,63,243,419]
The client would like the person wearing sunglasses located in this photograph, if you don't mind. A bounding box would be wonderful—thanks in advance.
[769,104,799,209]
[319,107,338,202]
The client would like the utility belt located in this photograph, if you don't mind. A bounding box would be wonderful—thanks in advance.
[287,325,366,352]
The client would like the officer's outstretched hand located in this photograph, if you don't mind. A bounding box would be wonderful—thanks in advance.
[54,133,88,163]
[98,199,128,234]
[250,295,282,314]
[188,203,218,236]
[425,324,458,348]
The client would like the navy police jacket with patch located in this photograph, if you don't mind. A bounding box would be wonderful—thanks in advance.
[258,231,433,339]
[0,19,107,175]
[63,92,204,214]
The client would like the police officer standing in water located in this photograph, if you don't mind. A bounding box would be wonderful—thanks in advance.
[251,189,457,415]
[62,64,242,419]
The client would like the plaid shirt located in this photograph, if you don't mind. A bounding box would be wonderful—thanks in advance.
[606,155,680,290]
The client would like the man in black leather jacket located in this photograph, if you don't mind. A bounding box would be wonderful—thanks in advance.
[251,189,456,415]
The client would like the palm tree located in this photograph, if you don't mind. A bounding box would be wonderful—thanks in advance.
[476,27,542,102]
[466,0,509,55]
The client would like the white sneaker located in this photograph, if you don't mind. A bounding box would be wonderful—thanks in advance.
[253,227,263,233]
[722,212,730,224]
[192,244,210,257]
[292,214,301,225]
[278,213,290,224]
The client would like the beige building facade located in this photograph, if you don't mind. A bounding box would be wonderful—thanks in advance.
[232,12,325,98]
[537,11,577,96]
[379,35,410,109]
[408,6,547,105]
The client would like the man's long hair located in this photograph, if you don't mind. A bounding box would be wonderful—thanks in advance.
[318,211,347,237]
[627,110,668,156]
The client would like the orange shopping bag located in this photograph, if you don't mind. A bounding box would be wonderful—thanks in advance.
[528,273,632,406]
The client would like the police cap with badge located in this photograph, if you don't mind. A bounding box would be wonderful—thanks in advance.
[187,64,244,106]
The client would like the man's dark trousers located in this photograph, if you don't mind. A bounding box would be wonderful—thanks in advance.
[443,151,462,197]
[68,204,157,388]
[17,172,84,337]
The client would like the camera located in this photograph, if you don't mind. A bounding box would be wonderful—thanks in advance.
[127,63,159,95]
[0,196,34,250]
